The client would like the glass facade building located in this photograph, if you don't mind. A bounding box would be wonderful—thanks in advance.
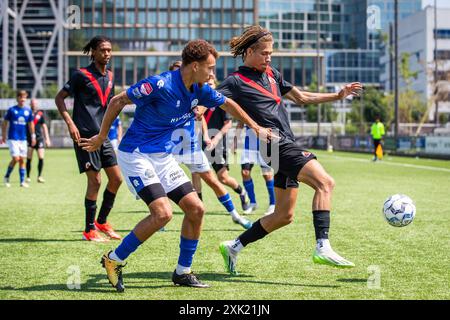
[1,1,422,99]
[67,0,324,90]
[258,0,421,88]
[68,0,259,89]
[1,0,63,96]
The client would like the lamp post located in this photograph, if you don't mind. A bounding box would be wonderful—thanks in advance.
[394,0,399,141]
[434,0,439,125]
[316,0,321,139]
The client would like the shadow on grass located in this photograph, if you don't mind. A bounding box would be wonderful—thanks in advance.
[0,271,339,294]
[336,278,367,283]
[117,210,234,217]
[0,238,82,243]
[70,227,248,233]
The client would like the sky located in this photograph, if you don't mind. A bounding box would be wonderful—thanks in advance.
[422,0,450,9]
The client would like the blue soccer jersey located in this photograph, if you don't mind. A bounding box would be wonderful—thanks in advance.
[171,119,202,155]
[4,105,33,141]
[108,117,122,140]
[244,125,260,151]
[120,69,226,154]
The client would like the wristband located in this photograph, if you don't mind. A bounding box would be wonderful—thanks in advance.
[31,134,36,139]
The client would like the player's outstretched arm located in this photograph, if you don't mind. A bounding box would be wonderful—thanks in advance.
[220,98,277,143]
[79,91,131,152]
[284,82,363,105]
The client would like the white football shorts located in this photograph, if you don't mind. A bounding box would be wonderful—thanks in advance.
[8,140,27,158]
[118,149,191,197]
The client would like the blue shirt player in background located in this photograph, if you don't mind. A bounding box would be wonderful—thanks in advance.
[1,90,36,188]
[108,116,122,151]
[80,39,274,291]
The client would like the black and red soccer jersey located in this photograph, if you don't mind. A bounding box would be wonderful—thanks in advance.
[63,63,114,137]
[27,109,45,142]
[204,106,232,131]
[203,106,232,150]
[217,66,294,143]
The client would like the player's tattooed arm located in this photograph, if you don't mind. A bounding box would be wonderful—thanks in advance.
[220,98,278,143]
[79,91,131,152]
[284,82,363,105]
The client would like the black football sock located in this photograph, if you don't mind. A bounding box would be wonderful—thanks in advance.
[233,185,243,195]
[97,189,116,224]
[238,219,269,247]
[37,159,44,177]
[26,159,31,178]
[313,210,330,240]
[85,198,97,232]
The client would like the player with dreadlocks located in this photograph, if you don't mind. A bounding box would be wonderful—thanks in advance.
[218,25,363,275]
[55,36,123,242]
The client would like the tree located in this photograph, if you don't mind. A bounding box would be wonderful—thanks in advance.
[42,83,59,99]
[303,75,337,122]
[384,52,427,134]
[349,86,389,134]
[0,82,16,98]
[69,30,86,51]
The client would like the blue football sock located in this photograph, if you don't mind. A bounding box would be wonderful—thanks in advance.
[114,231,142,261]
[218,193,235,213]
[177,236,199,268]
[266,179,275,205]
[19,168,25,184]
[5,166,13,178]
[243,179,256,204]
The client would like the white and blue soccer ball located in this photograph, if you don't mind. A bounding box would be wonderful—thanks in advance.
[382,194,416,227]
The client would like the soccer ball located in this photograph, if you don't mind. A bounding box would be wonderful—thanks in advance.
[382,194,416,227]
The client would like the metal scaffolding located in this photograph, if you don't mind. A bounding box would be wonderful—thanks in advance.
[0,0,67,97]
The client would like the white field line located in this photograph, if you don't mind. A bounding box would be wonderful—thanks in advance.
[323,155,450,173]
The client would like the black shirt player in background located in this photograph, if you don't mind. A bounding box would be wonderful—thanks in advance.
[218,26,363,275]
[55,36,122,242]
[26,98,52,184]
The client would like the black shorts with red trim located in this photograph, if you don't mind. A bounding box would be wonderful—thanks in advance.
[262,141,317,189]
[27,138,45,150]
[73,139,117,173]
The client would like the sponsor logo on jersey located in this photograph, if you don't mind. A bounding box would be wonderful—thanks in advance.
[170,112,192,123]
[157,80,165,89]
[85,162,91,169]
[14,116,26,126]
[169,168,185,182]
[132,87,142,99]
[145,169,155,179]
[128,176,144,192]
[191,99,199,108]
[302,151,312,158]
[140,83,153,96]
